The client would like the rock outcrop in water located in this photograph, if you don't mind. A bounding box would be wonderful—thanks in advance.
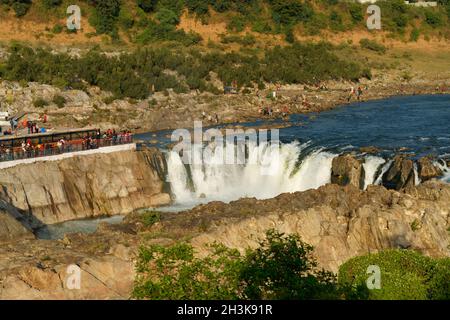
[332,154,445,191]
[418,157,443,182]
[0,146,170,228]
[331,154,364,189]
[382,155,416,190]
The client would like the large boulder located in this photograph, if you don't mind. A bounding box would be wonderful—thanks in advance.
[382,155,415,190]
[331,154,364,189]
[418,157,442,182]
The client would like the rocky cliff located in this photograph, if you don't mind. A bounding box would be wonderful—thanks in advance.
[0,146,170,228]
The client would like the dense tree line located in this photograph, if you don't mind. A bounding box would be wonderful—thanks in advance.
[0,43,369,99]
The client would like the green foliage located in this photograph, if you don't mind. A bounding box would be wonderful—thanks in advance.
[52,94,66,108]
[329,10,344,31]
[140,211,161,227]
[136,20,202,45]
[262,42,367,84]
[2,43,368,99]
[51,24,64,34]
[89,0,122,36]
[185,0,209,16]
[136,0,158,13]
[425,10,443,28]
[359,38,387,54]
[7,0,32,17]
[348,3,363,23]
[410,27,420,42]
[239,230,343,300]
[33,97,49,108]
[227,15,246,32]
[133,243,243,299]
[155,8,180,25]
[338,250,450,300]
[42,0,62,8]
[133,230,359,300]
[268,0,314,26]
[220,33,256,46]
[118,7,135,30]
[251,20,273,34]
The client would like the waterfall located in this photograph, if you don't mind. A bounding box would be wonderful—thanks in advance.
[362,156,386,190]
[165,141,336,205]
[374,159,393,185]
[165,141,450,207]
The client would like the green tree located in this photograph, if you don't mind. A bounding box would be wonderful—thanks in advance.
[137,0,158,13]
[239,230,342,299]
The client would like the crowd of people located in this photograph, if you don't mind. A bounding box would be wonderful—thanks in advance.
[0,129,133,162]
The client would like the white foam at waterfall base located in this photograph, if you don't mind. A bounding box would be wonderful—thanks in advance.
[362,156,386,190]
[435,161,450,183]
[166,142,337,206]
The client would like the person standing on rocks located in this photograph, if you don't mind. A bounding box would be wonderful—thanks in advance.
[347,86,355,102]
[357,86,363,101]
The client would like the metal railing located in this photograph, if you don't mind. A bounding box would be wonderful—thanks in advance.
[0,135,133,163]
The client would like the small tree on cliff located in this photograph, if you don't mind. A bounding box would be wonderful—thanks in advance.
[239,230,341,300]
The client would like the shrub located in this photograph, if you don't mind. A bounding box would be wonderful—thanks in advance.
[185,0,209,16]
[348,3,363,23]
[239,230,343,300]
[410,27,420,42]
[269,0,314,25]
[425,10,443,27]
[140,211,161,227]
[42,0,62,8]
[12,1,32,17]
[338,250,450,300]
[155,8,180,25]
[52,95,66,108]
[51,24,64,34]
[133,243,243,300]
[227,15,246,32]
[90,0,122,35]
[136,0,157,13]
[33,98,49,108]
[359,38,387,54]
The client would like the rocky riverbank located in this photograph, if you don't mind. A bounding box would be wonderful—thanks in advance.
[0,72,448,134]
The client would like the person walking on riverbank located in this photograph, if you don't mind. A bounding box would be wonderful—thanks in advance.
[347,86,355,102]
[357,86,363,101]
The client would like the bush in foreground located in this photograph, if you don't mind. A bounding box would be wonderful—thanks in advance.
[338,249,450,300]
[133,230,358,300]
